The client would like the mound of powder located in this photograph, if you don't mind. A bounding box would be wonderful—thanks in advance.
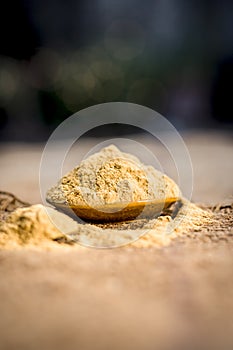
[0,204,78,249]
[47,145,180,207]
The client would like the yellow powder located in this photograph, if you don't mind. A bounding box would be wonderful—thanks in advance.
[132,200,212,248]
[0,205,77,249]
[47,145,180,207]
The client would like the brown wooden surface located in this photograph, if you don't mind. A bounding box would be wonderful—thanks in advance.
[0,131,233,350]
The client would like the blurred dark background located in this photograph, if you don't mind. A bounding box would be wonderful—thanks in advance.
[0,0,233,141]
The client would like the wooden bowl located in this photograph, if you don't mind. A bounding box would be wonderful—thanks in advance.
[47,197,180,223]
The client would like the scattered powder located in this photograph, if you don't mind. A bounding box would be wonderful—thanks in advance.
[131,200,212,248]
[66,199,212,248]
[47,145,180,207]
[0,200,212,249]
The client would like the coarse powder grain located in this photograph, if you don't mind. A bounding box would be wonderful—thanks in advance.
[47,145,180,207]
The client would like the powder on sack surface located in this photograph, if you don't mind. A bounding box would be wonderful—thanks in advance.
[0,201,212,249]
